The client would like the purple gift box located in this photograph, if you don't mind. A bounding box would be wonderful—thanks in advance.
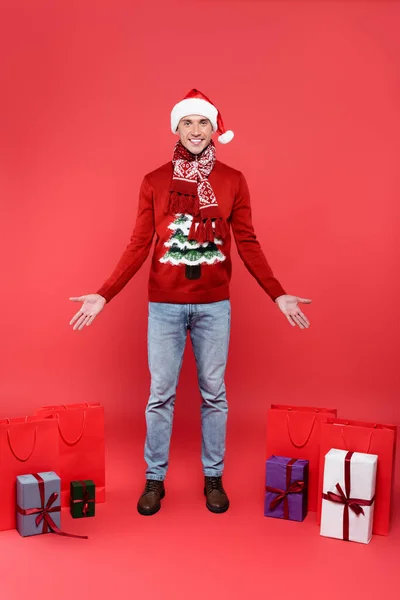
[16,471,61,537]
[264,456,309,522]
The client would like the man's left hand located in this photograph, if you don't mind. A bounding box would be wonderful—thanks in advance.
[274,294,312,329]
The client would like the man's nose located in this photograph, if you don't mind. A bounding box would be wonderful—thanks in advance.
[191,124,201,136]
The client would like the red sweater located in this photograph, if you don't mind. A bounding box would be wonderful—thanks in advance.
[96,160,286,304]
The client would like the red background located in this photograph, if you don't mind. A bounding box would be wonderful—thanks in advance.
[0,1,399,598]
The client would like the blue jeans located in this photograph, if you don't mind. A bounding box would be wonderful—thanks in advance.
[144,300,231,481]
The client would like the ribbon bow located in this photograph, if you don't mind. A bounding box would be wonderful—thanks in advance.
[266,481,305,512]
[17,473,87,539]
[323,483,369,516]
[81,490,90,517]
[33,491,60,531]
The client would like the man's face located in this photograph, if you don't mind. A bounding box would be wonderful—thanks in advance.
[177,115,213,155]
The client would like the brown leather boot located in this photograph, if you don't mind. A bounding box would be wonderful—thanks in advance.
[137,480,165,516]
[204,476,229,513]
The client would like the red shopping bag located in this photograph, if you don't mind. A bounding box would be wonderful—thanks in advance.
[266,405,337,511]
[0,416,60,531]
[316,418,397,535]
[36,403,105,507]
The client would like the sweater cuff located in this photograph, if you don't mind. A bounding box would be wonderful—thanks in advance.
[96,286,112,303]
[265,280,287,302]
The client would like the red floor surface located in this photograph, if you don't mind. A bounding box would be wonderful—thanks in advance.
[1,417,398,600]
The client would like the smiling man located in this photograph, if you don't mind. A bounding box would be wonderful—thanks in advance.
[69,88,312,516]
[180,116,212,152]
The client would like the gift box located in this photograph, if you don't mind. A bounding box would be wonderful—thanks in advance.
[16,471,61,537]
[264,456,309,521]
[70,480,95,518]
[320,449,377,544]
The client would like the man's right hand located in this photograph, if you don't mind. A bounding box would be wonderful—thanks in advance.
[69,294,106,331]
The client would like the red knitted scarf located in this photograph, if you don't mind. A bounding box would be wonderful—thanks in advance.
[167,140,228,243]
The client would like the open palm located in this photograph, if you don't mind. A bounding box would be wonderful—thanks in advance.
[69,294,106,331]
[275,294,312,329]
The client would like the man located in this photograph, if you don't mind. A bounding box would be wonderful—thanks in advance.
[69,89,312,516]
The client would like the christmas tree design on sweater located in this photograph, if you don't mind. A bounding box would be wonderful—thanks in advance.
[160,214,225,279]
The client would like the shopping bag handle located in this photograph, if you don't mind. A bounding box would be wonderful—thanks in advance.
[286,412,317,448]
[6,420,38,462]
[55,411,87,445]
[340,426,373,453]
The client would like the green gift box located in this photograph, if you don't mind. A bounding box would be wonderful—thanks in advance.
[70,480,96,518]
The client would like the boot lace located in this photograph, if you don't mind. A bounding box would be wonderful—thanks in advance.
[206,477,224,493]
[145,480,162,494]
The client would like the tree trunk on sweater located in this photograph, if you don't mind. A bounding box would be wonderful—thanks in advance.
[185,265,201,280]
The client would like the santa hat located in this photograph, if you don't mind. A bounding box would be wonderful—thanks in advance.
[171,88,234,144]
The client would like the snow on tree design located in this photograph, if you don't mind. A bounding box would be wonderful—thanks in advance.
[160,214,225,278]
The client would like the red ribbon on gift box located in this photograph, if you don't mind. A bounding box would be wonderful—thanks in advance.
[265,458,305,519]
[322,451,375,541]
[17,473,88,539]
[71,480,95,516]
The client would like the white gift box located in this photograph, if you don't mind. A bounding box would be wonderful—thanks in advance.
[320,448,377,544]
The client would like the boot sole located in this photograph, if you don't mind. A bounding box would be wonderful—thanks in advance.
[137,488,165,516]
[205,501,229,514]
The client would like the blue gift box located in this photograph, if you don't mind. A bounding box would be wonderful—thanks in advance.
[16,472,61,537]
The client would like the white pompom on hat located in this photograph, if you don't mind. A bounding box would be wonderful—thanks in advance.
[171,88,234,144]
